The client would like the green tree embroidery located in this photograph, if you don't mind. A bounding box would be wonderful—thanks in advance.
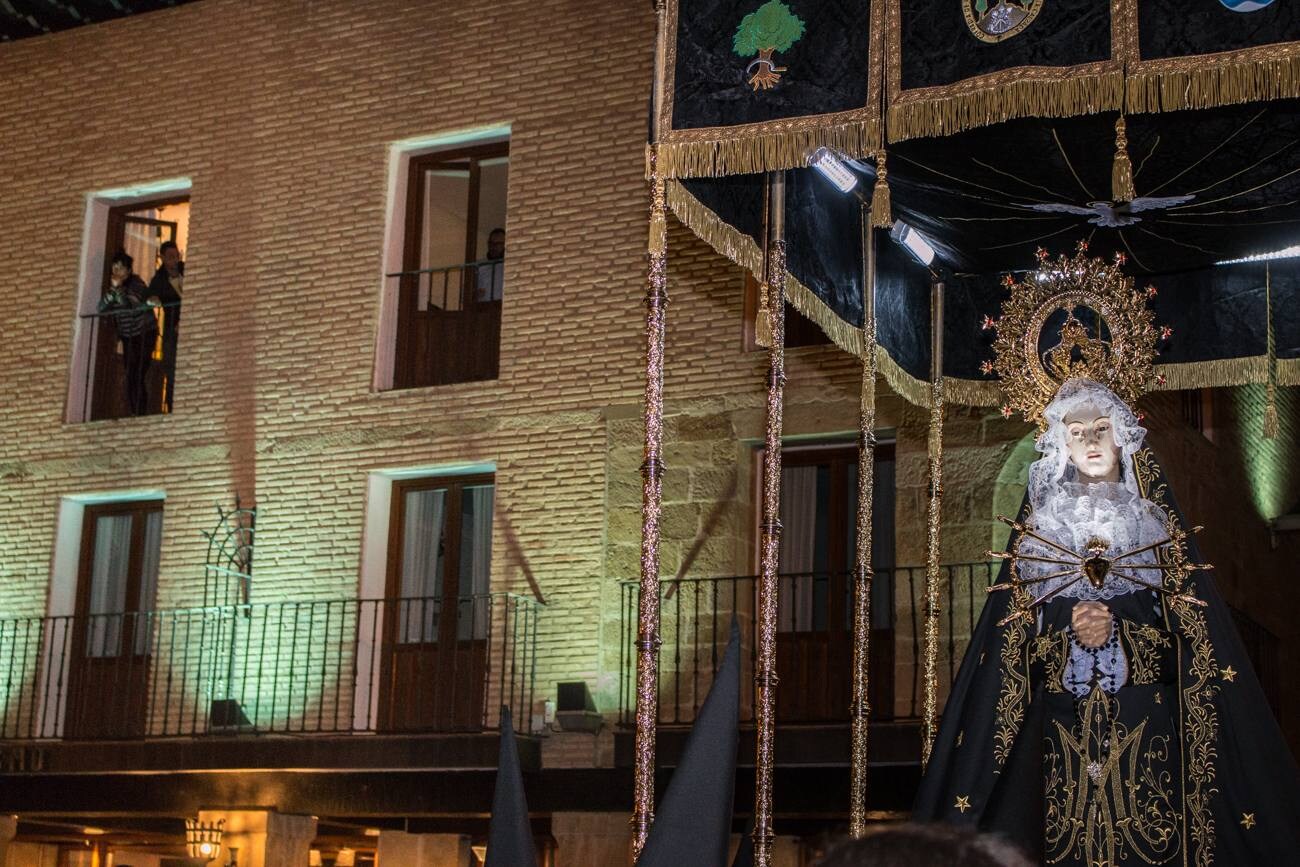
[732,1,806,90]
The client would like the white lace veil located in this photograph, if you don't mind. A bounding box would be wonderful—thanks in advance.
[1018,378,1167,601]
[1028,378,1147,515]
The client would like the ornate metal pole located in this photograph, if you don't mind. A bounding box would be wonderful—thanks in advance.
[631,2,670,858]
[921,275,945,768]
[849,207,878,836]
[752,170,787,867]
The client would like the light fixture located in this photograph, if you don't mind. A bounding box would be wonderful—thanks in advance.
[362,829,381,838]
[335,849,355,867]
[890,220,937,267]
[471,845,487,864]
[309,851,322,867]
[83,828,106,837]
[185,819,236,867]
[808,146,859,194]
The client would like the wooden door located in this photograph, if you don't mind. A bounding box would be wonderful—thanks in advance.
[379,476,494,731]
[772,444,895,722]
[66,501,164,739]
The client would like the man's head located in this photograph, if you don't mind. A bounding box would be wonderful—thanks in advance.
[486,228,505,260]
[160,240,182,274]
[1062,403,1121,483]
[816,824,1032,867]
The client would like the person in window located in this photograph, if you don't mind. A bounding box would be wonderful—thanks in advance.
[475,227,505,302]
[147,240,183,412]
[98,249,156,416]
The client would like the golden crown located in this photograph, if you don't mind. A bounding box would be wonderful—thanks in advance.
[985,244,1165,427]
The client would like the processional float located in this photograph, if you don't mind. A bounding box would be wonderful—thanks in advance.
[632,1,1300,863]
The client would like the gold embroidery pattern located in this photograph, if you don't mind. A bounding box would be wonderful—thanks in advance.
[1031,630,1070,694]
[1043,687,1181,865]
[1122,621,1171,686]
[1133,447,1219,867]
[994,505,1035,769]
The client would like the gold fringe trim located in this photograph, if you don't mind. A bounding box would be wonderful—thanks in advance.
[870,150,892,229]
[1112,117,1135,203]
[654,119,879,179]
[872,347,1001,409]
[1153,356,1268,391]
[1279,358,1300,388]
[1126,50,1300,114]
[888,69,1124,143]
[665,178,864,356]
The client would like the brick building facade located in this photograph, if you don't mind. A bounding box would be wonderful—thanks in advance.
[0,2,1296,866]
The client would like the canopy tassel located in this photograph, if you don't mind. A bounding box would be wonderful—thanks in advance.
[755,280,774,348]
[1264,262,1279,440]
[1111,116,1135,203]
[870,150,892,229]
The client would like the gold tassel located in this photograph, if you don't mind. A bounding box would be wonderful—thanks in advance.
[755,281,773,348]
[870,150,892,229]
[648,208,667,256]
[1264,383,1279,440]
[1112,117,1135,203]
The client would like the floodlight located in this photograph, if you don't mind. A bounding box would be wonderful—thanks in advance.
[890,220,936,267]
[808,147,858,194]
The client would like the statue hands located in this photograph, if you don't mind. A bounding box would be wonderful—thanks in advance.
[1071,601,1112,648]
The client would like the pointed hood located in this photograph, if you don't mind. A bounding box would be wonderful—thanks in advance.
[637,619,742,867]
[485,707,535,867]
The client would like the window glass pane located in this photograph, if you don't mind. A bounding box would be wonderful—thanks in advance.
[87,514,132,657]
[398,488,446,643]
[458,485,494,640]
[778,465,823,632]
[133,510,163,654]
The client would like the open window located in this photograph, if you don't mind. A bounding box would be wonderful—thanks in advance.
[389,140,509,389]
[764,441,896,721]
[72,190,189,421]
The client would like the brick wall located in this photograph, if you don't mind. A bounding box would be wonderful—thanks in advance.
[0,0,1295,757]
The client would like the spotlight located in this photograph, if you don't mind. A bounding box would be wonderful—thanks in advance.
[808,147,858,194]
[890,220,937,267]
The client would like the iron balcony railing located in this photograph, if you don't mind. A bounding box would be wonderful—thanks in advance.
[388,260,503,387]
[77,300,182,421]
[618,563,998,726]
[388,260,505,312]
[0,593,540,741]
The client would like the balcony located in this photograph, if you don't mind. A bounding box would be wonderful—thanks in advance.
[0,593,540,744]
[76,301,181,421]
[391,261,503,388]
[615,564,995,770]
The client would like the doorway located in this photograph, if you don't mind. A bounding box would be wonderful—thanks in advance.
[379,475,495,731]
[87,196,189,420]
[65,499,164,739]
[771,442,896,722]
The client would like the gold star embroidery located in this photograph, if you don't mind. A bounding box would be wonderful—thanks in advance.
[956,730,964,747]
[1154,692,1162,704]
[955,795,971,813]
[1240,813,1256,829]
[1221,666,1238,683]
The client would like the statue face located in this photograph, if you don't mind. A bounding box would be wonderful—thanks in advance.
[1063,406,1120,482]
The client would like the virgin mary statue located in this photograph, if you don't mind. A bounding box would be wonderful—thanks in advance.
[913,254,1300,866]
